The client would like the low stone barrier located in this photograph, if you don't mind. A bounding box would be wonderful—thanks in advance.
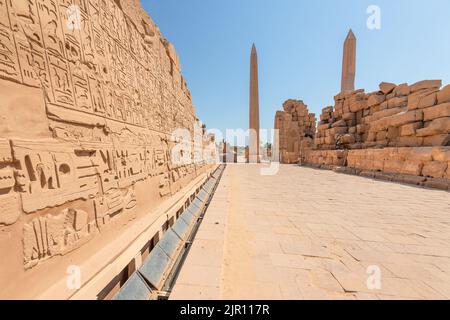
[301,147,450,191]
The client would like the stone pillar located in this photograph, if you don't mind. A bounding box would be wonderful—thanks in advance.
[234,146,238,163]
[341,29,356,93]
[222,140,227,163]
[249,44,260,163]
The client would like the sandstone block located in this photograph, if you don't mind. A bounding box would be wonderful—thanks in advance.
[325,135,335,145]
[397,136,424,147]
[384,159,407,174]
[387,126,399,140]
[366,132,376,142]
[417,92,437,109]
[342,112,356,121]
[408,88,439,110]
[437,85,450,104]
[321,113,331,121]
[387,96,408,109]
[399,122,423,136]
[401,161,424,176]
[356,124,366,134]
[379,82,397,94]
[394,83,410,97]
[332,119,347,128]
[423,134,450,146]
[423,103,450,121]
[340,134,356,144]
[422,161,448,178]
[387,110,423,128]
[400,147,433,162]
[376,131,387,141]
[416,118,450,137]
[387,92,396,100]
[345,118,356,127]
[410,80,442,93]
[431,147,450,162]
[380,101,389,110]
[330,126,348,135]
[318,123,331,131]
[349,100,367,113]
[371,106,407,122]
[367,93,386,107]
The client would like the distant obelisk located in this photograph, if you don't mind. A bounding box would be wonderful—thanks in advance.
[341,29,356,93]
[249,43,260,163]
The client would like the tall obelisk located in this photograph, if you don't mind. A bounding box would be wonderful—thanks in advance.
[341,29,356,92]
[249,43,260,163]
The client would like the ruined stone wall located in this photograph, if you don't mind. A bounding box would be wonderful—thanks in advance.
[302,147,450,190]
[301,80,450,190]
[315,80,450,149]
[0,0,216,297]
[274,99,316,164]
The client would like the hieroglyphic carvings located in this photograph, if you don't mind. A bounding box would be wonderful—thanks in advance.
[0,138,20,226]
[0,0,216,269]
[23,208,97,268]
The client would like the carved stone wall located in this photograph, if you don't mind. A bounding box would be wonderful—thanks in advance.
[0,0,216,293]
[274,99,316,164]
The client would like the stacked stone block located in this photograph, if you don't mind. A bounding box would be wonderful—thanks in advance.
[300,80,450,190]
[275,99,316,163]
[315,80,450,150]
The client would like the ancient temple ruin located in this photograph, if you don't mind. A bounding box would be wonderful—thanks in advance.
[274,99,316,164]
[275,30,450,190]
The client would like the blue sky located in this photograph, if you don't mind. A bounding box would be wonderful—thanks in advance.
[143,0,450,144]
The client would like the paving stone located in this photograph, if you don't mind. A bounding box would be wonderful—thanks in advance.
[172,164,450,300]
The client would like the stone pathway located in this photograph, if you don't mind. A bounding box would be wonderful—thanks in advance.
[171,164,450,300]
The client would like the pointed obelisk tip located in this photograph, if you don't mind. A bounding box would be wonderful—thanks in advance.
[346,29,356,40]
[251,43,257,53]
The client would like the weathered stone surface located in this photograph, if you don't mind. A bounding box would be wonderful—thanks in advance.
[422,161,448,178]
[368,93,386,107]
[394,83,410,97]
[379,82,397,95]
[410,80,442,93]
[416,118,450,137]
[387,110,423,128]
[423,134,450,146]
[399,122,423,137]
[408,88,439,110]
[417,92,438,109]
[332,120,347,128]
[423,103,450,121]
[437,85,450,104]
[432,147,450,162]
[387,96,408,109]
[274,100,316,164]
